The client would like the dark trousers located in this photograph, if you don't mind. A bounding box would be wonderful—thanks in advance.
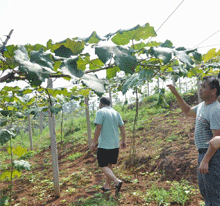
[198,149,220,206]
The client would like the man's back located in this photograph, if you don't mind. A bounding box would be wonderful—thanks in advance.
[94,107,124,149]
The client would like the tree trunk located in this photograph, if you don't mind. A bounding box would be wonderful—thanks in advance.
[85,96,92,150]
[147,81,150,96]
[172,75,176,86]
[71,101,74,114]
[197,79,202,103]
[39,112,43,134]
[109,89,112,107]
[92,101,95,113]
[130,88,138,166]
[47,78,60,197]
[60,108,63,143]
[28,115,33,150]
[179,78,181,93]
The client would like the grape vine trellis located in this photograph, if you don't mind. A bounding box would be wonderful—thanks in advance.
[1,23,220,200]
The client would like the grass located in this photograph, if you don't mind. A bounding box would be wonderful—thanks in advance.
[1,87,197,154]
[166,134,180,142]
[143,180,195,206]
[72,193,119,206]
[0,88,200,205]
[66,152,83,161]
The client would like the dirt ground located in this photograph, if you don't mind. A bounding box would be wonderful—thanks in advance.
[0,98,205,205]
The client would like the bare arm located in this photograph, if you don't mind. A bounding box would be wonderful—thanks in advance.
[167,85,196,117]
[119,125,126,149]
[199,129,220,174]
[91,124,102,151]
[210,136,220,149]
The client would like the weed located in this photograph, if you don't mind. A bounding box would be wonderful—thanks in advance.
[143,180,194,205]
[145,94,159,103]
[175,108,182,113]
[144,186,170,205]
[20,150,36,160]
[166,134,179,142]
[169,180,193,205]
[72,193,119,206]
[66,152,83,161]
[199,201,205,206]
[43,158,50,163]
[65,187,76,195]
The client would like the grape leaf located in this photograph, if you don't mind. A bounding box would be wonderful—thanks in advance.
[203,48,216,63]
[81,74,105,96]
[47,38,84,56]
[0,129,16,145]
[148,47,173,64]
[14,46,53,86]
[60,57,84,78]
[111,23,156,45]
[30,48,54,69]
[80,31,106,44]
[95,46,137,74]
[107,67,120,79]
[122,69,154,94]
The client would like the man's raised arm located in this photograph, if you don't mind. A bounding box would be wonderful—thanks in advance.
[167,85,196,117]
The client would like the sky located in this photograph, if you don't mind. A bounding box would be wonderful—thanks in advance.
[1,0,220,53]
[0,0,220,91]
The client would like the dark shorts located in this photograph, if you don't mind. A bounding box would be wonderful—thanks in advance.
[198,149,220,205]
[97,148,119,167]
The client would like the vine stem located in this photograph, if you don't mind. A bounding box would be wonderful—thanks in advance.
[130,88,139,167]
[8,115,14,204]
[0,61,161,83]
[9,138,13,204]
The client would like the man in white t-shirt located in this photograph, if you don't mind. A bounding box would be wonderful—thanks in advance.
[91,97,126,195]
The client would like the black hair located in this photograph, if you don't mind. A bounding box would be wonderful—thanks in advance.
[203,76,220,96]
[100,97,111,106]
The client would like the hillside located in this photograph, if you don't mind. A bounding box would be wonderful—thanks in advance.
[0,92,205,206]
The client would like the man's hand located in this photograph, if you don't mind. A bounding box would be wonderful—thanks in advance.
[120,141,126,149]
[166,84,195,117]
[91,124,102,152]
[91,142,97,152]
[166,85,179,96]
[199,160,209,174]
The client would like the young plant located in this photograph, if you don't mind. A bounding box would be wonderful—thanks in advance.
[0,129,31,205]
[144,186,170,205]
[169,180,193,205]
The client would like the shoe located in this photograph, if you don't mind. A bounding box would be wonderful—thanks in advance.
[101,187,110,192]
[115,181,123,195]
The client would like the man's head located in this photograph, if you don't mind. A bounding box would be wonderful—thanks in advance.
[99,97,111,108]
[200,76,220,101]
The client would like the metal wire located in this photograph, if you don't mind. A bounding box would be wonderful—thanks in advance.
[197,44,220,49]
[193,30,220,49]
[146,0,185,44]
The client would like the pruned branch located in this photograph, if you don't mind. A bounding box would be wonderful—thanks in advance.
[1,29,14,55]
[0,68,23,83]
[85,64,115,74]
[0,64,116,83]
[0,62,161,84]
